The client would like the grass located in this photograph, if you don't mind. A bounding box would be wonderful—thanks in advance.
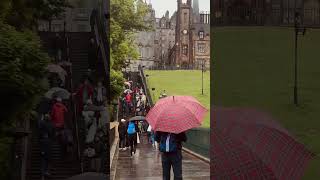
[212,26,320,179]
[145,70,210,128]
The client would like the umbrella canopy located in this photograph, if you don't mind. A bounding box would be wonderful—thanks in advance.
[46,64,67,83]
[129,116,146,121]
[58,61,72,66]
[65,172,107,180]
[212,107,315,180]
[45,87,70,99]
[146,96,208,134]
[124,89,133,94]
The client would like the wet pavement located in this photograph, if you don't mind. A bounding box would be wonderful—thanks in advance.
[115,133,210,180]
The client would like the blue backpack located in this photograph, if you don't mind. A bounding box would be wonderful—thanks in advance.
[127,122,136,135]
[159,133,177,153]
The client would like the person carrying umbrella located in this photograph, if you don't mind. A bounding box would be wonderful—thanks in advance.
[155,131,187,180]
[127,120,138,156]
[147,96,208,180]
[118,119,127,151]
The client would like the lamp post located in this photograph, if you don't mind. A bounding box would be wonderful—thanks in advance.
[201,59,204,95]
[293,5,306,106]
[151,88,156,104]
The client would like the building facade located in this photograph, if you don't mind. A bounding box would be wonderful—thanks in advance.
[192,20,210,70]
[175,0,194,69]
[170,0,210,69]
[129,2,156,72]
[154,11,176,68]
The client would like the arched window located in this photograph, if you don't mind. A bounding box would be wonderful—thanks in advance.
[199,31,204,39]
[182,45,188,55]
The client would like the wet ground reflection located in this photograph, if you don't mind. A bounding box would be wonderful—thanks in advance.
[115,134,210,180]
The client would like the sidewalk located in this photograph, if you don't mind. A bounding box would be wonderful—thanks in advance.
[115,134,210,180]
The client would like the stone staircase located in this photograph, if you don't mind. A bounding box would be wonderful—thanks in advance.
[68,32,92,87]
[26,122,81,180]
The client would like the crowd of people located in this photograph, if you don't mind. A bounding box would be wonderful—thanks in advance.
[118,119,155,156]
[36,71,109,179]
[73,77,108,172]
[117,77,188,180]
[120,80,148,118]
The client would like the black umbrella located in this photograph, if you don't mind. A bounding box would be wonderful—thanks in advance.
[65,172,107,180]
[129,116,146,121]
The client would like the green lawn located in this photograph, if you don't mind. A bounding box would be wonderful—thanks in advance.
[212,27,320,179]
[145,70,210,128]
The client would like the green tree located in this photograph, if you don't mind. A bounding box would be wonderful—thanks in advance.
[2,0,70,31]
[0,22,50,179]
[110,0,150,70]
[110,0,150,101]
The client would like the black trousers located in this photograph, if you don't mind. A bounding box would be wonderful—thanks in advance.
[162,150,183,180]
[128,134,136,155]
[119,136,125,148]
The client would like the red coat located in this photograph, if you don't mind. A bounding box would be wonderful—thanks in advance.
[125,93,132,103]
[75,84,94,113]
[50,102,68,128]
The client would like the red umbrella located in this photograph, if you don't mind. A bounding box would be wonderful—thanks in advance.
[146,96,208,134]
[211,107,315,180]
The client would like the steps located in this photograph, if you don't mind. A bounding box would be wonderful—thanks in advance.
[68,32,92,87]
[26,32,93,180]
[26,126,81,180]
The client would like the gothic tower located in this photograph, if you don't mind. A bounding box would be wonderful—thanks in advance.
[175,0,193,69]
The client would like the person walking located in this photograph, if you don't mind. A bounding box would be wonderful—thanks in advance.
[155,131,187,180]
[73,78,94,116]
[50,97,68,156]
[38,114,54,179]
[147,124,153,144]
[127,121,137,156]
[125,92,132,116]
[118,119,127,150]
[94,81,106,106]
[138,121,143,134]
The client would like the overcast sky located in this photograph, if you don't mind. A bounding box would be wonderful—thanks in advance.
[150,0,210,18]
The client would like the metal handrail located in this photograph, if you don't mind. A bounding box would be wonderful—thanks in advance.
[65,33,83,172]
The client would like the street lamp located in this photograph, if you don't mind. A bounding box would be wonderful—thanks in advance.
[293,8,306,106]
[151,87,156,103]
[201,59,204,95]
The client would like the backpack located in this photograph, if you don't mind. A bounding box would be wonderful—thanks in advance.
[127,122,136,135]
[159,133,177,153]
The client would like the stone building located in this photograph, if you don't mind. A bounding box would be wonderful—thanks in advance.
[170,0,210,69]
[129,2,156,71]
[192,19,210,70]
[154,11,176,68]
[174,0,193,69]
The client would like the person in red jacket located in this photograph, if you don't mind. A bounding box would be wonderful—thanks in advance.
[50,97,68,128]
[50,97,68,157]
[73,79,94,115]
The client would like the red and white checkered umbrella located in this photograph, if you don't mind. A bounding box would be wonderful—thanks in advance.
[146,96,208,133]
